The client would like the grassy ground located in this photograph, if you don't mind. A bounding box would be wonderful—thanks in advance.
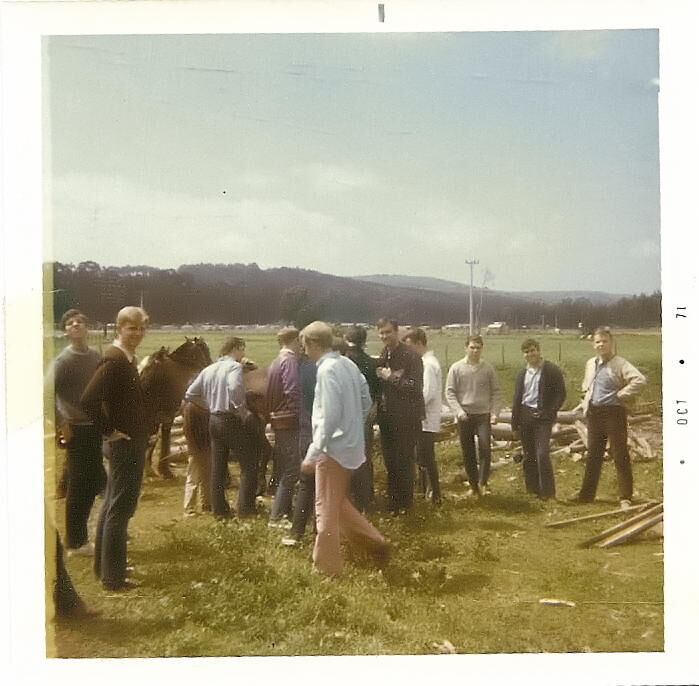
[47,327,663,657]
[49,436,663,657]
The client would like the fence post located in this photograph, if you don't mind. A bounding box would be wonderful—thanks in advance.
[445,344,449,371]
[558,342,562,362]
[501,343,505,366]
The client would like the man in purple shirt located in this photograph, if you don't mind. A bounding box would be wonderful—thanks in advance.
[267,327,301,526]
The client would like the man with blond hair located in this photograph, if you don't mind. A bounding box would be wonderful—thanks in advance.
[81,306,150,591]
[571,327,646,507]
[267,327,301,527]
[300,321,389,577]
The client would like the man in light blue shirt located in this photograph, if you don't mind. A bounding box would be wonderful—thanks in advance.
[300,321,389,577]
[185,337,254,519]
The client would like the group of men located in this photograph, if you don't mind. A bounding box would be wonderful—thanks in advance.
[51,307,647,592]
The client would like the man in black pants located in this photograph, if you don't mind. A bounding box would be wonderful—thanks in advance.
[345,325,379,512]
[49,309,106,555]
[511,338,566,500]
[375,318,424,514]
[81,306,151,591]
[185,337,256,519]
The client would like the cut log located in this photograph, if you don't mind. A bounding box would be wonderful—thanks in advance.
[628,414,653,426]
[577,503,663,547]
[597,512,664,548]
[546,501,658,528]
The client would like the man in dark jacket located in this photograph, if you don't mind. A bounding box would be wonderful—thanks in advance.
[81,306,150,591]
[345,325,379,511]
[375,318,424,514]
[511,338,566,500]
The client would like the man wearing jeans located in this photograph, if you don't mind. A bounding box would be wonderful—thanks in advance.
[571,327,646,507]
[300,321,389,577]
[445,335,501,496]
[81,306,150,591]
[267,327,301,527]
[511,338,566,500]
[185,337,255,519]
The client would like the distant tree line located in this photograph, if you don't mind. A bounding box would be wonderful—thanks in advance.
[47,261,661,330]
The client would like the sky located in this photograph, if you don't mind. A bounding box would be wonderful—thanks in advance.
[46,29,660,294]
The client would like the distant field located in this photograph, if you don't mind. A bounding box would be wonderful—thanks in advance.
[49,327,662,413]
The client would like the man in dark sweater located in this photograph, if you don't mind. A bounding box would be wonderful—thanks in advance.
[375,318,424,514]
[81,306,150,591]
[50,309,106,554]
[511,338,566,500]
[345,325,379,511]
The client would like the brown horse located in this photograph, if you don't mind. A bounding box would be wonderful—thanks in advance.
[140,337,212,478]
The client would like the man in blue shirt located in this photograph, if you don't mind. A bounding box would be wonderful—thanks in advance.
[185,337,255,519]
[571,327,646,507]
[511,339,566,500]
[300,321,389,577]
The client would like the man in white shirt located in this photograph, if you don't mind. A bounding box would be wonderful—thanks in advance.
[300,321,389,577]
[185,337,254,519]
[403,328,442,505]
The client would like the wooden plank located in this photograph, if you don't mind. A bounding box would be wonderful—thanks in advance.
[545,501,658,528]
[577,503,663,547]
[597,513,664,548]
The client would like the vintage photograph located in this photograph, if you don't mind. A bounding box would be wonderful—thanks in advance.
[43,26,663,658]
[3,1,697,682]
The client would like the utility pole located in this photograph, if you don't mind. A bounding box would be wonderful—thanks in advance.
[465,259,479,336]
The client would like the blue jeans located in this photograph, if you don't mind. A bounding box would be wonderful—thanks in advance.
[271,428,300,520]
[94,436,146,586]
[209,414,257,517]
[457,414,492,490]
[519,407,555,499]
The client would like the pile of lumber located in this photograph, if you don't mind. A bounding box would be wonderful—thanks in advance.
[437,405,658,461]
[545,501,663,548]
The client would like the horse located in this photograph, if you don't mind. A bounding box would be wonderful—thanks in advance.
[140,337,212,479]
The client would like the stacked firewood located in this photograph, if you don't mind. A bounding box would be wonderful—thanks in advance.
[436,405,659,462]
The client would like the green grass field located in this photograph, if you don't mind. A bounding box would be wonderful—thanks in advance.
[46,327,663,657]
[50,327,661,412]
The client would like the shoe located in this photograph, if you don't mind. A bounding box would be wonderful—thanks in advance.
[67,542,95,557]
[567,494,593,504]
[465,486,481,498]
[280,537,300,547]
[374,542,391,570]
[183,510,198,518]
[619,499,633,510]
[61,600,102,618]
[102,578,140,592]
[214,512,234,521]
[479,484,491,496]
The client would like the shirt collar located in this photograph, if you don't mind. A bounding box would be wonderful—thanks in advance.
[316,350,339,367]
[113,340,135,363]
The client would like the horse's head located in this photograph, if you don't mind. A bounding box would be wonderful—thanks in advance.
[192,336,213,366]
[170,338,209,371]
